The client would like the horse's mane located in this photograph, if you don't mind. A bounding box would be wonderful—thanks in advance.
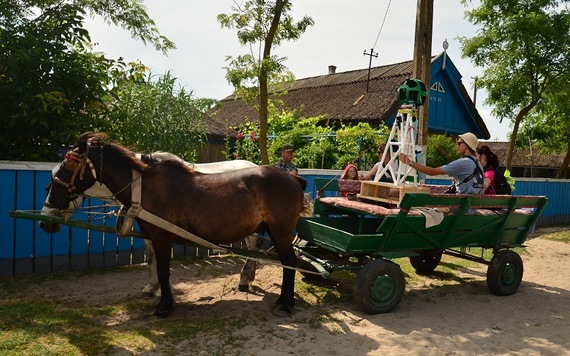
[76,132,197,174]
[76,132,149,172]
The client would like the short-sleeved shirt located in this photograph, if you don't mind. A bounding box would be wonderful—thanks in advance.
[274,159,297,174]
[484,166,496,195]
[442,156,484,195]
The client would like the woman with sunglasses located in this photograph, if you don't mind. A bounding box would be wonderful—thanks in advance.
[361,143,397,183]
[399,132,484,195]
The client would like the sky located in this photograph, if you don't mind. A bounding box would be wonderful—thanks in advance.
[84,0,511,141]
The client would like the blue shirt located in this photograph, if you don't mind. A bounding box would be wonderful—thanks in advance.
[442,156,484,195]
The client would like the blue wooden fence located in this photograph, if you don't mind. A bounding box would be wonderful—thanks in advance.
[2,163,569,276]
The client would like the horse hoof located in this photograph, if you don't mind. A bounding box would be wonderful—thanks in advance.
[274,304,293,317]
[153,308,171,318]
[238,284,249,292]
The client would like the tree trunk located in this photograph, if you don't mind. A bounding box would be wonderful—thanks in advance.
[506,102,538,171]
[557,142,570,179]
[258,0,287,165]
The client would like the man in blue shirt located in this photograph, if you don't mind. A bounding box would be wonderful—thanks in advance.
[399,132,484,195]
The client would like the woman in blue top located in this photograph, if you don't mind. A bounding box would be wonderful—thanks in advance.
[399,132,484,195]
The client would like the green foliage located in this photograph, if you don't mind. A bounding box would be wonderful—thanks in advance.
[335,123,389,170]
[0,0,175,161]
[230,120,261,162]
[459,0,570,168]
[426,134,460,168]
[104,65,211,161]
[78,0,176,54]
[518,74,570,153]
[225,110,390,169]
[460,0,570,119]
[218,0,314,164]
[0,1,110,160]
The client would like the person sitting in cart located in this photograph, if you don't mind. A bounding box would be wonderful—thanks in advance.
[339,163,361,198]
[476,144,500,194]
[399,132,484,195]
[361,143,396,183]
[275,143,298,176]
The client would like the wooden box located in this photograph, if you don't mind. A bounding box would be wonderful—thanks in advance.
[357,181,430,206]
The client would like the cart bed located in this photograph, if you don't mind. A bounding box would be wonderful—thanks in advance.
[296,193,547,258]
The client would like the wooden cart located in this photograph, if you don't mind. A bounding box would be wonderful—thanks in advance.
[294,179,547,314]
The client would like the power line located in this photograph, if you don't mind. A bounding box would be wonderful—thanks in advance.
[372,0,392,50]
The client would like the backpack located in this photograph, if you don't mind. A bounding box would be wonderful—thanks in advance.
[492,168,512,195]
[455,156,484,192]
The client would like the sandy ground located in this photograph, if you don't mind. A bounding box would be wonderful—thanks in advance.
[30,227,570,355]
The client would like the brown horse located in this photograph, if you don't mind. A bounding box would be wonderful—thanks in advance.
[41,132,309,317]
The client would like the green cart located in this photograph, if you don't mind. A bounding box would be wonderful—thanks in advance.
[294,185,548,314]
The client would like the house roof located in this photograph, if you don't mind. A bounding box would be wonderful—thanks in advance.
[210,53,490,140]
[482,141,565,168]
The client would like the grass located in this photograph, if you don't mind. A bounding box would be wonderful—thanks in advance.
[535,224,570,243]
[1,227,568,355]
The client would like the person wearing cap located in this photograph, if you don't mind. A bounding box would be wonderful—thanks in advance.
[399,132,484,195]
[274,143,298,176]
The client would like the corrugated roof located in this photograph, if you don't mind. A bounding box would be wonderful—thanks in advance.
[209,56,488,139]
[483,141,565,168]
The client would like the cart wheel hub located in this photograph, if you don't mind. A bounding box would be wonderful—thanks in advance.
[370,275,398,304]
[501,263,518,286]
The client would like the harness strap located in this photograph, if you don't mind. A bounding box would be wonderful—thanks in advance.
[117,170,226,251]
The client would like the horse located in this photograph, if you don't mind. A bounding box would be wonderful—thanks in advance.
[43,152,260,297]
[41,132,309,317]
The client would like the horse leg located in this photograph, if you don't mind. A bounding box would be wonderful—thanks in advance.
[271,234,298,316]
[151,239,174,317]
[238,233,263,292]
[142,239,161,297]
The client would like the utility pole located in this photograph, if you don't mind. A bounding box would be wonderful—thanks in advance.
[363,48,378,93]
[412,0,433,170]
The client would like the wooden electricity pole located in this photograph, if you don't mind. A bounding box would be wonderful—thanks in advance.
[412,0,434,157]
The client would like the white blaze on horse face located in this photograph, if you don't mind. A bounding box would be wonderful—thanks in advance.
[41,162,115,219]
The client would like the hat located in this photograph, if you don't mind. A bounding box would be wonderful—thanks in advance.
[281,143,294,152]
[458,132,478,151]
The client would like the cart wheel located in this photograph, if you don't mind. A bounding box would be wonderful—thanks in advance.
[353,259,405,314]
[409,250,442,273]
[487,250,524,296]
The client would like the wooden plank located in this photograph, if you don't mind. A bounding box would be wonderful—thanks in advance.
[358,181,430,206]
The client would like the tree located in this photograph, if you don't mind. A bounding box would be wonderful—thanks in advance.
[218,0,314,164]
[517,73,570,178]
[104,63,213,161]
[459,0,570,170]
[0,0,174,161]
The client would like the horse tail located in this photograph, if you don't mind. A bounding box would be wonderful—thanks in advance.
[301,192,314,217]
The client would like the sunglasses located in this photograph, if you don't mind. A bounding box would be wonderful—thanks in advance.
[457,141,465,147]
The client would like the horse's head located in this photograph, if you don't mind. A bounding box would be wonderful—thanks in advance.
[40,135,103,233]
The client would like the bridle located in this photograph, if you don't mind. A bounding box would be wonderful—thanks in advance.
[45,140,138,210]
[44,142,99,209]
[53,145,98,193]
